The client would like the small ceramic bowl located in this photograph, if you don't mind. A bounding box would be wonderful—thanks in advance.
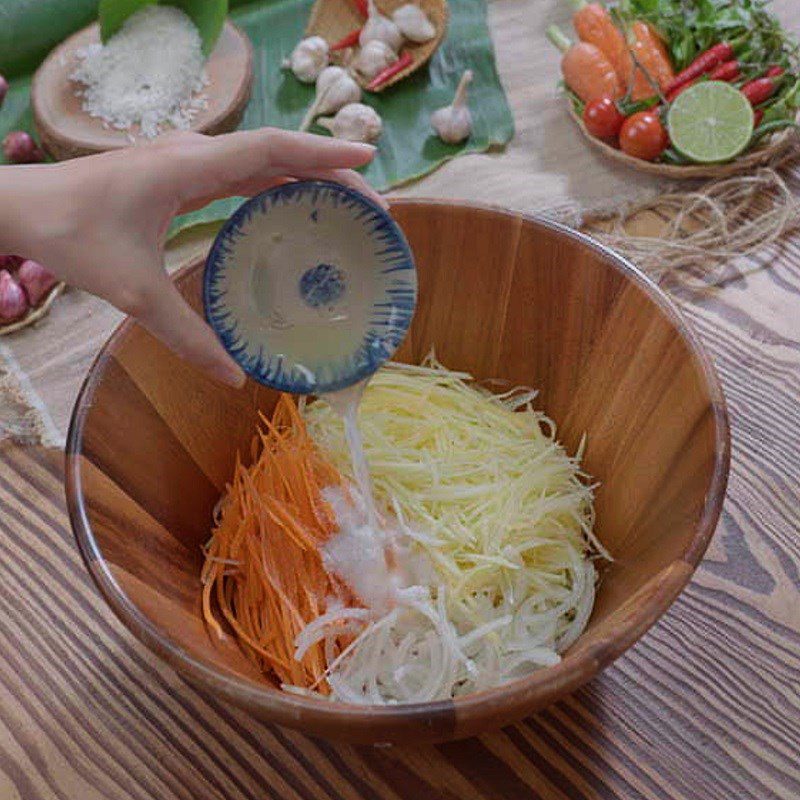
[204,181,417,394]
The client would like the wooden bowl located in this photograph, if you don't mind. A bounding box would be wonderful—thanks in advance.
[568,102,798,179]
[306,0,448,91]
[66,201,729,744]
[32,21,253,161]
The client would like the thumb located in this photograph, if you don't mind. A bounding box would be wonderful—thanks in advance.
[136,277,245,389]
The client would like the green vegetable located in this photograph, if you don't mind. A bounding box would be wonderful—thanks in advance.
[99,0,228,56]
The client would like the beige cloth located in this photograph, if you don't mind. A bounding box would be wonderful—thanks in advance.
[1,0,796,448]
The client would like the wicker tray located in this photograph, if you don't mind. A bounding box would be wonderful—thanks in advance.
[0,283,65,336]
[306,0,448,91]
[567,102,798,180]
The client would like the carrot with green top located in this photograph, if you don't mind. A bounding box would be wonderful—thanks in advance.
[547,26,623,103]
[629,21,675,100]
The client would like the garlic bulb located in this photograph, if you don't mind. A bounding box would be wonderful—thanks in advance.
[431,69,473,143]
[300,66,361,131]
[392,4,436,43]
[318,103,383,143]
[0,270,29,322]
[18,259,57,306]
[353,40,397,81]
[359,0,404,53]
[282,36,329,83]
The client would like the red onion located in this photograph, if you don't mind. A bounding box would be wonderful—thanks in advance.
[0,255,23,270]
[0,74,7,109]
[0,270,29,322]
[2,131,45,164]
[18,259,58,306]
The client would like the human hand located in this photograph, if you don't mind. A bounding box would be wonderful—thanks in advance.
[0,128,384,387]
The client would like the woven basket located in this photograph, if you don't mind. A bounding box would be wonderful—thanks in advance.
[306,0,448,91]
[567,102,798,180]
[0,283,65,336]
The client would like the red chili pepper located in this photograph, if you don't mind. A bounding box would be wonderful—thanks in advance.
[351,0,368,16]
[366,51,413,90]
[330,28,362,51]
[741,75,782,106]
[766,65,785,78]
[664,41,735,96]
[753,108,764,127]
[709,60,741,82]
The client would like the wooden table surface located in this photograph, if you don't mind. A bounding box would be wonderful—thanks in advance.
[2,211,800,799]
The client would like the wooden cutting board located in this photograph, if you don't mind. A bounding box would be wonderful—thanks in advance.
[31,20,253,161]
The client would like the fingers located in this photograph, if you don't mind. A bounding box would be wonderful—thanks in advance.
[136,277,246,389]
[171,128,379,206]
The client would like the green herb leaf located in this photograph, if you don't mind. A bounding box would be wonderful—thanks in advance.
[99,0,228,56]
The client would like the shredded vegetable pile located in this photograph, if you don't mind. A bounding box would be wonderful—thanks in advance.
[201,395,357,694]
[202,359,608,704]
[299,358,609,703]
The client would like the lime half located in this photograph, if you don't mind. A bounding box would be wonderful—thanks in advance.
[667,81,754,163]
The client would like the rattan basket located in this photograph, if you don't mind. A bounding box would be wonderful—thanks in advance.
[306,0,448,91]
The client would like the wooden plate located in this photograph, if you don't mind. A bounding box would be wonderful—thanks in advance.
[0,283,65,336]
[306,0,448,91]
[32,21,253,161]
[568,102,798,180]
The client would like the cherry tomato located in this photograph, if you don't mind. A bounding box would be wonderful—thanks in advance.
[619,111,669,161]
[583,97,625,140]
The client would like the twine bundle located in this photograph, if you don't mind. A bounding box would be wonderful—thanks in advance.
[593,143,800,283]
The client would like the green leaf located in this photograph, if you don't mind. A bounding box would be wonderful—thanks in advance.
[99,0,156,41]
[99,0,228,55]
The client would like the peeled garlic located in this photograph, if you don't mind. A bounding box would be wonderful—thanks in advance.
[353,40,397,81]
[300,66,361,131]
[431,69,473,143]
[282,36,329,83]
[392,4,436,43]
[318,103,383,143]
[360,0,404,53]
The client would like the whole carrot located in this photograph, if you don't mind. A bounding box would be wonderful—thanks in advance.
[567,0,631,83]
[629,21,675,100]
[664,41,736,96]
[547,26,623,103]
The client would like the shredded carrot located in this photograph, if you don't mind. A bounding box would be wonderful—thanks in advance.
[201,394,355,693]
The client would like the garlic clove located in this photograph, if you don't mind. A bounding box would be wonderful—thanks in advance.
[431,69,473,144]
[300,67,361,132]
[318,103,383,143]
[18,259,58,306]
[353,40,397,82]
[392,4,436,43]
[359,0,404,54]
[0,270,29,322]
[283,36,330,83]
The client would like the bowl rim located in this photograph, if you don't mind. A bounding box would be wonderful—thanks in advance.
[65,200,730,737]
[202,179,417,394]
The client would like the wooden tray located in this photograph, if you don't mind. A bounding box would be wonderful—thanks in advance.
[306,0,448,91]
[32,21,253,161]
[568,102,798,180]
[0,283,65,336]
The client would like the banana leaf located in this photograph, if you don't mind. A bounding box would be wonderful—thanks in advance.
[0,0,514,239]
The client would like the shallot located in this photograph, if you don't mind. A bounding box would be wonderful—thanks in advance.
[392,4,436,43]
[318,103,383,142]
[283,36,329,83]
[359,0,404,53]
[431,70,473,143]
[300,66,360,131]
[18,260,58,306]
[0,270,29,323]
[0,74,8,109]
[2,131,45,164]
[0,255,22,270]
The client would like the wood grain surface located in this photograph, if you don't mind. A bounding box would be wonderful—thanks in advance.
[1,205,798,796]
